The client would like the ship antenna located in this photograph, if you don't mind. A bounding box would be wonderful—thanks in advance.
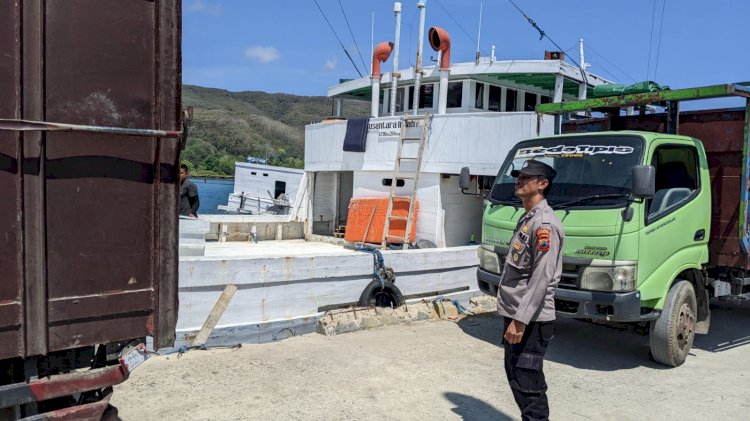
[475,1,483,64]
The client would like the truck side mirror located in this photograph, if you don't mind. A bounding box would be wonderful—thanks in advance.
[632,165,655,198]
[459,167,471,192]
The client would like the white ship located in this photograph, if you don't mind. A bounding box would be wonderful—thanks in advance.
[174,1,612,347]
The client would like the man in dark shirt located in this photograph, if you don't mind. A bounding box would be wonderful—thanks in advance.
[179,164,200,217]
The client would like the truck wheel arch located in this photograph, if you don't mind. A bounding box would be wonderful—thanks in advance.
[679,269,710,334]
[659,269,710,334]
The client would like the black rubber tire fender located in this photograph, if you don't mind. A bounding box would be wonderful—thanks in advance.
[357,279,405,308]
[649,280,697,367]
[415,239,437,249]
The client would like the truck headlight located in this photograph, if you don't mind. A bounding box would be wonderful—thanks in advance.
[478,246,501,274]
[580,264,637,292]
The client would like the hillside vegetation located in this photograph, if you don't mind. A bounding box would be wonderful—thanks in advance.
[181,85,369,176]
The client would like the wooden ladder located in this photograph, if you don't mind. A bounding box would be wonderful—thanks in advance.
[381,113,431,250]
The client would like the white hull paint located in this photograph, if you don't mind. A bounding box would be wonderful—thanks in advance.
[172,243,479,347]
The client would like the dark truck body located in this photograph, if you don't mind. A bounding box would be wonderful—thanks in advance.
[563,108,749,272]
[1,1,182,418]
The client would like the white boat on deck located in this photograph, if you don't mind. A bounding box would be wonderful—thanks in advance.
[172,2,612,347]
[218,161,305,216]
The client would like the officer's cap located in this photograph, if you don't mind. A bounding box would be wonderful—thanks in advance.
[510,159,557,181]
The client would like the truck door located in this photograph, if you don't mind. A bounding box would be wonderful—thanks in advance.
[1,2,181,359]
[638,140,709,303]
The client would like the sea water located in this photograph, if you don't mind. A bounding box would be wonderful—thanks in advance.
[189,177,234,214]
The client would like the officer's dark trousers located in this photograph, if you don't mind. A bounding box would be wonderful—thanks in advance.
[503,317,555,421]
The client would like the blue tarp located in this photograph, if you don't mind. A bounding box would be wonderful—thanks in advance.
[592,81,670,98]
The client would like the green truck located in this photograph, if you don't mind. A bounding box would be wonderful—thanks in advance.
[462,82,750,366]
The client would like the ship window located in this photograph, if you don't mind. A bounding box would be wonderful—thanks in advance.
[263,173,268,177]
[475,83,485,109]
[506,89,518,111]
[541,95,551,104]
[274,181,286,199]
[251,172,257,175]
[382,178,405,187]
[408,86,414,110]
[488,85,501,111]
[447,81,463,108]
[419,84,434,108]
[396,88,405,112]
[525,92,537,111]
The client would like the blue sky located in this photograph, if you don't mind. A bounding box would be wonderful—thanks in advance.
[184,0,748,106]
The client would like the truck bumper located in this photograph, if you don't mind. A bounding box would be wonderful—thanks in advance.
[0,344,149,418]
[477,268,659,322]
[477,267,501,297]
[554,288,660,322]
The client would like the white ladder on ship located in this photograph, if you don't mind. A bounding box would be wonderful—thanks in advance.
[381,113,431,250]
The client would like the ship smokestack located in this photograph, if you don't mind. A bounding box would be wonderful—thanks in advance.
[389,2,402,116]
[410,0,427,116]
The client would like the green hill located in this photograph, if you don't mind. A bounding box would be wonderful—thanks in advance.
[181,85,370,176]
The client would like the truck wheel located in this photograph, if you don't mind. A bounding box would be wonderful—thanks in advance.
[649,280,697,367]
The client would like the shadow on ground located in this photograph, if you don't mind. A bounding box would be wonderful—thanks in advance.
[457,298,750,371]
[694,299,750,352]
[444,392,514,421]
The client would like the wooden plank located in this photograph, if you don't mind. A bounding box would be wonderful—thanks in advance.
[359,207,376,247]
[190,284,238,347]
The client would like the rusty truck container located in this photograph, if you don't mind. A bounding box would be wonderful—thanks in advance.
[0,0,181,370]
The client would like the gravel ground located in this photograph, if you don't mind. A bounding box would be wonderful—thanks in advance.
[112,299,750,420]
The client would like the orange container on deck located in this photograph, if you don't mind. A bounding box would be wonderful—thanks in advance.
[344,198,419,244]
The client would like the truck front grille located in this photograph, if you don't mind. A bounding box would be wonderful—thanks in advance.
[559,262,581,288]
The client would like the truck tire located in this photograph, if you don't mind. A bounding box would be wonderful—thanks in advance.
[358,280,405,308]
[649,280,697,367]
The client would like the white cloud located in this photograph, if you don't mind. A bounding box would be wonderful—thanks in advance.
[186,0,205,11]
[186,0,222,16]
[324,56,337,71]
[244,46,280,64]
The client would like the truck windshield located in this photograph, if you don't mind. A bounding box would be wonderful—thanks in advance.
[490,136,645,208]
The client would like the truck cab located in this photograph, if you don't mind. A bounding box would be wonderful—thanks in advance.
[473,131,711,366]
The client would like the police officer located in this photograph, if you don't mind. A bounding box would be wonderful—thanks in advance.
[498,159,563,421]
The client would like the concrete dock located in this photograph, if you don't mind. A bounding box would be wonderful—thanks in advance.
[114,298,750,420]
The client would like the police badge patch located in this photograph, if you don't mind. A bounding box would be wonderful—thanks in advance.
[536,227,551,252]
